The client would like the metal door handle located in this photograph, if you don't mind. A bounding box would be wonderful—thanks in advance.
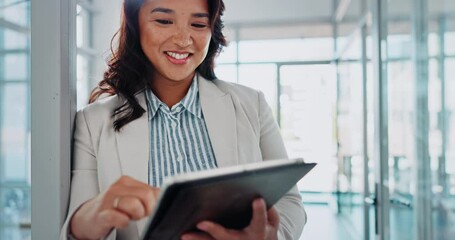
[365,196,376,205]
[364,195,412,209]
[389,197,412,209]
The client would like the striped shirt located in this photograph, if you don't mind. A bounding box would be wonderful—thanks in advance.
[145,76,218,187]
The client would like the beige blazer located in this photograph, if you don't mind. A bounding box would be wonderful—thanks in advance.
[60,76,306,240]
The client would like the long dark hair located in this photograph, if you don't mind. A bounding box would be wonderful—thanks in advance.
[89,0,227,131]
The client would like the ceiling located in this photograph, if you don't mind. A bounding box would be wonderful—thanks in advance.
[89,0,455,44]
[222,0,335,26]
[223,0,455,26]
[222,0,455,40]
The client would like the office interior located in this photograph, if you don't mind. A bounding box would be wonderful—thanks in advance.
[1,0,454,239]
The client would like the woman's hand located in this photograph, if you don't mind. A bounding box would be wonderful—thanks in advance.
[70,175,160,240]
[181,199,280,240]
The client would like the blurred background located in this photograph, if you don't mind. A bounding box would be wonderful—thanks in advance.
[1,0,455,239]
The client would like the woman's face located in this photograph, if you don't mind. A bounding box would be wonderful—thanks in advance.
[138,0,212,84]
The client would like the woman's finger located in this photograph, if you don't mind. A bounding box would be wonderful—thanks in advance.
[196,221,233,240]
[106,185,159,215]
[111,176,161,214]
[181,232,215,240]
[98,208,130,229]
[248,198,267,234]
[267,206,280,227]
[113,196,146,220]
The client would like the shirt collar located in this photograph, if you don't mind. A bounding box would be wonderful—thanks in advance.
[145,74,202,119]
[145,89,163,119]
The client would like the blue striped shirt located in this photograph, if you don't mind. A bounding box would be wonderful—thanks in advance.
[145,76,218,186]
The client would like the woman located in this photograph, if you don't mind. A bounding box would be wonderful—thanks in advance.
[60,0,306,239]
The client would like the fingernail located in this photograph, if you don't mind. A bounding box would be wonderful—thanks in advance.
[197,222,210,231]
[254,198,265,206]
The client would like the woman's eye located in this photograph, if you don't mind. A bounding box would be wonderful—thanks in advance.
[192,23,207,29]
[155,19,173,25]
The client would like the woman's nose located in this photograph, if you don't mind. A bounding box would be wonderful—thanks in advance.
[173,27,193,48]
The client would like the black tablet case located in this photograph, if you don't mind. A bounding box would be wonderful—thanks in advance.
[141,159,316,240]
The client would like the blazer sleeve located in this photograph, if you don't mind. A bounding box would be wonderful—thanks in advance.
[59,109,116,240]
[258,91,307,240]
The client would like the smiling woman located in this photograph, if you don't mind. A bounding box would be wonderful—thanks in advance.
[60,0,307,239]
[138,0,213,107]
[89,0,226,131]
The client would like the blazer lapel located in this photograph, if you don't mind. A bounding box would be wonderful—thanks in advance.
[114,93,149,184]
[199,76,238,167]
[114,93,150,236]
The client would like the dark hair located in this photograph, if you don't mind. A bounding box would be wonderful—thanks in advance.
[89,0,227,131]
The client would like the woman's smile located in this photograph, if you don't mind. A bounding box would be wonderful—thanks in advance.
[164,51,192,64]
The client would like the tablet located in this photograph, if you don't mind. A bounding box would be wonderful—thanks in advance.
[141,158,316,240]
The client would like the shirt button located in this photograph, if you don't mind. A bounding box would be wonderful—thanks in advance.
[177,155,183,162]
[171,122,177,128]
[175,107,182,112]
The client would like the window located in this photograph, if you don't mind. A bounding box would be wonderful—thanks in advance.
[215,37,339,195]
[238,38,333,63]
[0,0,31,239]
[76,1,95,109]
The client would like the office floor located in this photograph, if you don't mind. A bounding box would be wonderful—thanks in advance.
[300,204,354,240]
[1,204,454,239]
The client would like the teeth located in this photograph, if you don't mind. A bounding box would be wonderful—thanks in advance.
[166,51,189,60]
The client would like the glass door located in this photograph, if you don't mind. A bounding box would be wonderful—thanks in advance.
[279,64,340,240]
[374,0,455,239]
[335,3,374,236]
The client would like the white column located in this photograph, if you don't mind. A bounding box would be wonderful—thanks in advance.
[31,0,76,238]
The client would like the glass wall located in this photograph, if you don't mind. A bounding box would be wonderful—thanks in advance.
[0,0,31,239]
[326,0,455,238]
[333,0,373,237]
[384,0,455,238]
[386,2,415,239]
[215,37,338,196]
[432,1,455,238]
